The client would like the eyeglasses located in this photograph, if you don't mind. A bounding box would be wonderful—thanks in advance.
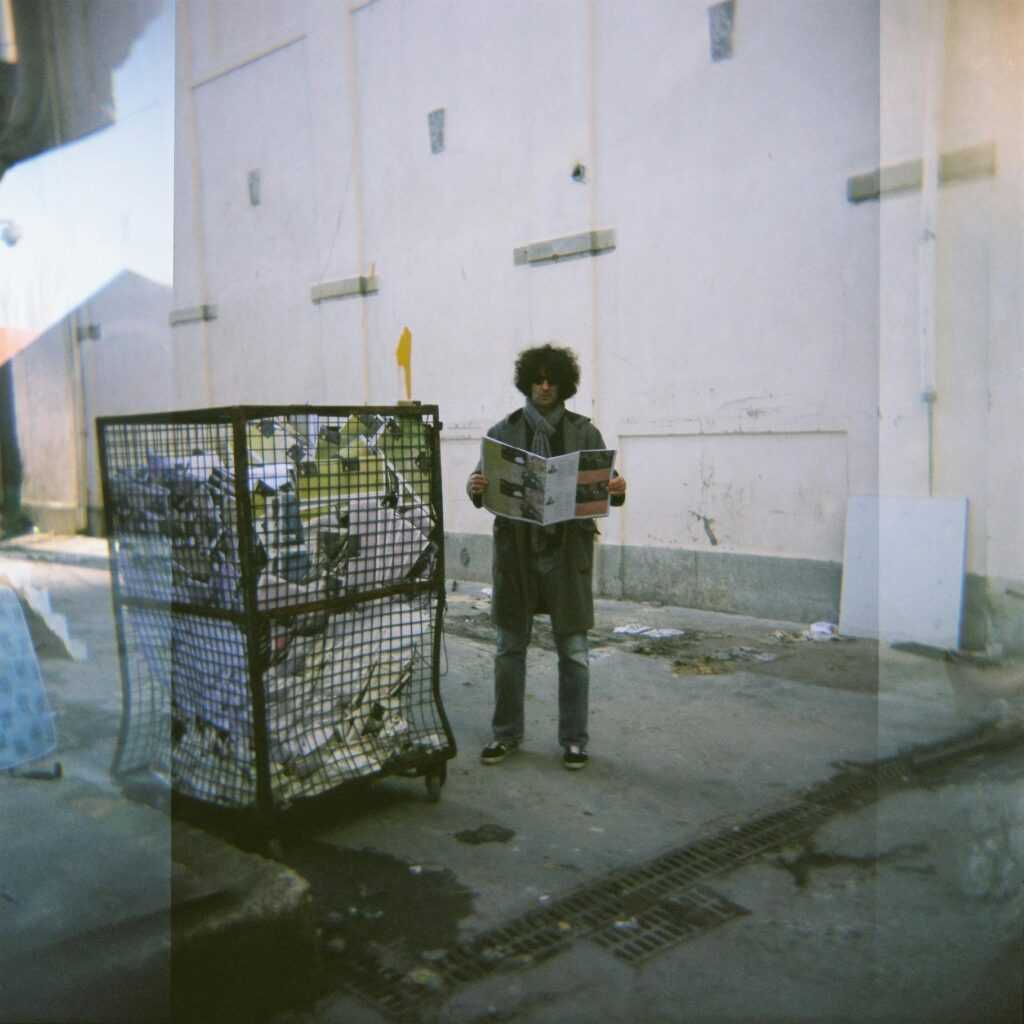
[533,376,555,387]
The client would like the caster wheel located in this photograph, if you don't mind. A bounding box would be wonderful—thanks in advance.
[425,773,443,803]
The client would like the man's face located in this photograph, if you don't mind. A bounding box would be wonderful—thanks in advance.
[531,371,559,411]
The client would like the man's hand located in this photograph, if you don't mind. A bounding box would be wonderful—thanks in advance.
[468,473,489,497]
[608,475,626,497]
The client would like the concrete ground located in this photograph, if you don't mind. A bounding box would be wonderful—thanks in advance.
[0,544,173,1023]
[1,533,1022,1024]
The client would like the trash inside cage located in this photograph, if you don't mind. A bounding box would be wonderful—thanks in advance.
[98,406,454,813]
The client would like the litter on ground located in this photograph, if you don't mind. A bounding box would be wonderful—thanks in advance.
[806,621,840,641]
[613,624,685,638]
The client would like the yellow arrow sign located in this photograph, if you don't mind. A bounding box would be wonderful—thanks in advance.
[395,326,412,401]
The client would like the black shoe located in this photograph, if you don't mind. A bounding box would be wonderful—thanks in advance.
[563,745,589,771]
[481,740,517,765]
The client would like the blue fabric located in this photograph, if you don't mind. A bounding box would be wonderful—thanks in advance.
[0,587,57,770]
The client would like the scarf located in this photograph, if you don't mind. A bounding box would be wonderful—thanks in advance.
[523,398,565,552]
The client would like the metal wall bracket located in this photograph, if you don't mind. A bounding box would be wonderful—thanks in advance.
[847,142,996,204]
[169,305,218,327]
[75,323,102,342]
[708,1,736,62]
[428,109,445,154]
[513,229,616,266]
[310,275,380,303]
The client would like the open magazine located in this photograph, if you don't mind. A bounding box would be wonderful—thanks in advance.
[481,437,616,525]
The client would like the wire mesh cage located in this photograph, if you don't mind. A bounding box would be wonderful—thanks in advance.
[97,405,454,816]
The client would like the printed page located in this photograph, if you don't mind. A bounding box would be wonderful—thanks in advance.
[481,438,549,524]
[574,448,616,519]
[481,439,617,525]
[541,451,580,524]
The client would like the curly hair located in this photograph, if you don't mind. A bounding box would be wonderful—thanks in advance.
[513,343,580,400]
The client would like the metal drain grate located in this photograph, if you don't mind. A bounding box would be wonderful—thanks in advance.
[465,909,575,969]
[336,750,937,1019]
[807,759,904,801]
[589,885,749,965]
[338,957,426,1023]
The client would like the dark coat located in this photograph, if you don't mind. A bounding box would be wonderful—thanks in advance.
[467,408,624,635]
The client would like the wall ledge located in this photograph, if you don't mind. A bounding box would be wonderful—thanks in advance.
[311,275,379,303]
[513,229,616,266]
[169,305,218,326]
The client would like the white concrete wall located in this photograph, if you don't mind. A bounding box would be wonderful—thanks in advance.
[879,0,1023,589]
[170,0,1022,629]
[173,0,368,408]
[339,0,882,566]
[592,0,881,563]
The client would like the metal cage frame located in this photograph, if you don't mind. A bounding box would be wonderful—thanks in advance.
[97,404,455,825]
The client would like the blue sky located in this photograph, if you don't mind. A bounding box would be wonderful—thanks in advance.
[0,0,174,333]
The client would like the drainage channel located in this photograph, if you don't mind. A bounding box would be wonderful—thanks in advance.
[333,724,1023,1021]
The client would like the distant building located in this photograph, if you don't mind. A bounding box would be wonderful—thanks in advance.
[0,0,165,535]
[9,269,173,533]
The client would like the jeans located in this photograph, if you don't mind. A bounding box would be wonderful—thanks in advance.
[493,620,590,750]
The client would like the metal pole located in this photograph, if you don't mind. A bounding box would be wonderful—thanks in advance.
[98,419,137,778]
[918,0,948,496]
[428,410,456,755]
[231,410,276,840]
[345,4,371,403]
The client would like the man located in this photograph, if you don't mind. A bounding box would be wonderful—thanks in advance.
[466,343,626,770]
